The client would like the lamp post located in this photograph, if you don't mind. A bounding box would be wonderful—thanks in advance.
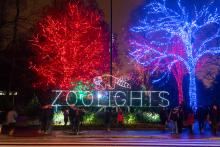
[110,0,113,86]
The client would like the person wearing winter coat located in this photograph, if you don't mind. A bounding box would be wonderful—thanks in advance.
[168,107,179,134]
[186,109,194,134]
[209,105,220,135]
[117,109,124,128]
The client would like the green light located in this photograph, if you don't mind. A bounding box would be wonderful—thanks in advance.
[143,112,160,123]
[71,81,93,100]
[83,113,95,125]
[53,111,70,126]
[124,114,136,125]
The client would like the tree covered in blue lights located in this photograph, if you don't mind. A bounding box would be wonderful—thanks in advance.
[129,0,220,108]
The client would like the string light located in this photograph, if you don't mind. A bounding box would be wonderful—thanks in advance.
[29,2,110,90]
[93,74,131,90]
[129,0,220,109]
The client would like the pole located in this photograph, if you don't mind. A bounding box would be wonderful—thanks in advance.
[110,0,113,86]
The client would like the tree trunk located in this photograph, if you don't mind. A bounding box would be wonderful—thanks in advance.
[177,80,183,104]
[189,69,197,109]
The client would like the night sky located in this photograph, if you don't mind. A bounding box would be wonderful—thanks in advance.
[96,0,144,72]
[97,0,144,53]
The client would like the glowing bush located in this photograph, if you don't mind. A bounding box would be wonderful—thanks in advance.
[124,113,136,125]
[53,111,67,126]
[83,113,95,125]
[142,112,160,123]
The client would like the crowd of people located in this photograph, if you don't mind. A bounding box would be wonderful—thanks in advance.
[38,104,125,134]
[159,103,220,135]
[0,102,220,136]
[38,103,86,135]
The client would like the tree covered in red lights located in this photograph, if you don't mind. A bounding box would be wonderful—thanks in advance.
[29,1,110,90]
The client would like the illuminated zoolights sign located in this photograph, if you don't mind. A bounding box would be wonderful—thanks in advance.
[52,90,170,108]
[51,75,170,108]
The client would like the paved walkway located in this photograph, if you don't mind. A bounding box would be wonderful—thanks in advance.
[1,126,220,146]
[1,128,218,140]
[1,122,220,140]
[54,129,219,139]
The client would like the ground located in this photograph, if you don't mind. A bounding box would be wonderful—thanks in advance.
[1,122,220,146]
